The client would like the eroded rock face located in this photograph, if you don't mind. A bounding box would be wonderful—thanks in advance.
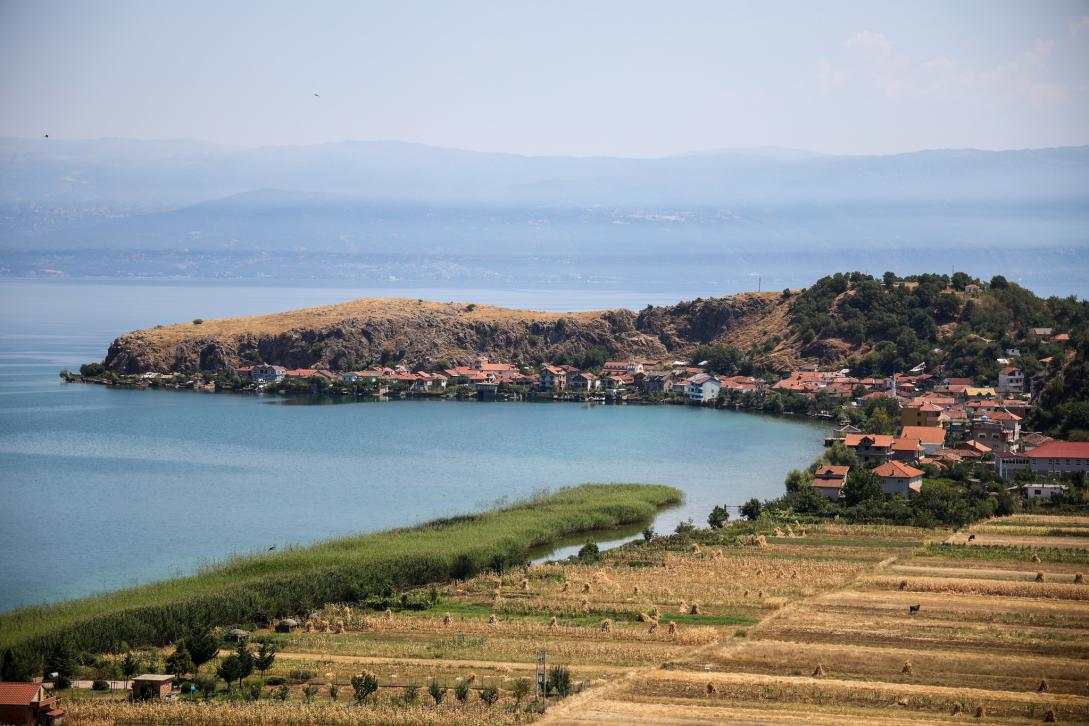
[102,294,793,373]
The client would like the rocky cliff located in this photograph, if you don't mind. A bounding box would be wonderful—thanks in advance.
[102,292,814,374]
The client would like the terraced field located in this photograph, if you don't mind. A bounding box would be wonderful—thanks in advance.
[541,515,1089,725]
[64,516,1089,724]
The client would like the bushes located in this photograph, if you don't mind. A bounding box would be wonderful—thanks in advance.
[92,679,110,691]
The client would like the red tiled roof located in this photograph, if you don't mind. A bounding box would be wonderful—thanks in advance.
[872,461,924,478]
[900,426,946,446]
[1024,441,1089,459]
[814,465,850,478]
[844,434,896,448]
[0,682,43,706]
[891,437,922,451]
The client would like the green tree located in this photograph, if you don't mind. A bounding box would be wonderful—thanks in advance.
[842,468,883,506]
[824,441,856,467]
[351,672,379,704]
[546,665,572,697]
[48,638,78,680]
[479,684,500,706]
[216,655,244,690]
[512,677,531,705]
[707,505,730,529]
[235,641,254,684]
[784,469,812,493]
[254,641,276,677]
[183,629,219,671]
[740,498,762,521]
[121,651,138,689]
[577,542,600,564]
[165,644,195,679]
[428,679,445,704]
[454,681,470,703]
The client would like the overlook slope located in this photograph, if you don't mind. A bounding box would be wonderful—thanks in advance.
[102,292,803,374]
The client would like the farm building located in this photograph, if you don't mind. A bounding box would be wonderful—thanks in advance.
[132,674,174,700]
[0,682,64,725]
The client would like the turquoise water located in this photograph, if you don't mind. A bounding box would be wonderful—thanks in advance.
[0,281,826,612]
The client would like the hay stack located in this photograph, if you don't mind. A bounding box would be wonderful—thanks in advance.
[651,606,661,619]
[601,619,612,633]
[466,673,476,684]
[443,613,452,626]
[488,613,498,625]
[774,528,784,537]
[785,526,795,537]
[633,585,640,595]
[812,663,825,678]
[667,621,677,636]
[582,582,592,593]
[384,608,393,622]
[649,621,659,634]
[1044,707,1057,722]
[305,621,315,633]
[952,702,962,715]
[1038,679,1049,692]
[521,578,529,591]
[1033,553,1042,563]
[899,580,908,591]
[1075,573,1084,584]
[706,681,717,695]
[691,543,701,554]
[902,661,913,675]
[549,616,558,629]
[975,704,986,718]
[896,696,909,706]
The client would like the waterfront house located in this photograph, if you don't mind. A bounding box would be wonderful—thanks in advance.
[642,370,675,392]
[872,461,924,496]
[250,364,287,383]
[0,682,64,725]
[570,372,599,391]
[812,465,849,500]
[132,674,174,700]
[686,373,721,404]
[540,366,568,391]
[843,434,896,465]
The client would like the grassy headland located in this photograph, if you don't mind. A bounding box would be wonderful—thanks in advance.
[0,483,680,658]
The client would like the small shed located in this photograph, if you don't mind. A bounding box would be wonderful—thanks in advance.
[275,618,299,633]
[225,628,250,642]
[132,674,174,700]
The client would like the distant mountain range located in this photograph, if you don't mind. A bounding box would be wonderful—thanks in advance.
[0,139,1087,290]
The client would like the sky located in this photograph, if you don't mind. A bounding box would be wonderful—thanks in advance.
[1,0,1088,157]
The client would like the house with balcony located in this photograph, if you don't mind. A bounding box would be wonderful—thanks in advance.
[685,373,721,404]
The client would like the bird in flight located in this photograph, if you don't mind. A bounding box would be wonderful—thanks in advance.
[43,133,49,138]
[267,545,276,551]
[313,93,319,97]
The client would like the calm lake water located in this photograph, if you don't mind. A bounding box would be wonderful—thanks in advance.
[0,280,826,612]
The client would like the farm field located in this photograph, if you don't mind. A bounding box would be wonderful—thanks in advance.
[61,515,1089,725]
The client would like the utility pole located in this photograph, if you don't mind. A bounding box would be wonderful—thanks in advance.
[535,650,546,705]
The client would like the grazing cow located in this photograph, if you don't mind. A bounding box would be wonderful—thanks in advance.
[909,604,921,614]
[967,534,976,542]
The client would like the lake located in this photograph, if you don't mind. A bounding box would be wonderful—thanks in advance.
[0,280,827,612]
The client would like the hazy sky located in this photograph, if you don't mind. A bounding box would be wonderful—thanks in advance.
[2,0,1088,156]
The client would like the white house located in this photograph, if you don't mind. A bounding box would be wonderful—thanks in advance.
[250,364,287,383]
[686,373,721,404]
[871,461,924,496]
[997,367,1025,395]
[1008,483,1068,500]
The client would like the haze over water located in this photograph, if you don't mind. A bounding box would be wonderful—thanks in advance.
[0,280,826,612]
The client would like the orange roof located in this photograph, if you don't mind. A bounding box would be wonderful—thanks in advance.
[892,437,922,452]
[844,434,896,448]
[900,426,946,446]
[814,465,850,479]
[872,461,924,478]
[0,682,44,706]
